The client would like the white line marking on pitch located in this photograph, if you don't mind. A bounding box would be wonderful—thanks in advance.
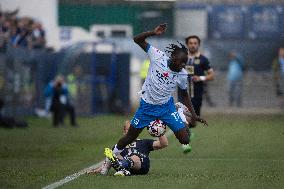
[42,130,174,189]
[151,158,284,162]
[42,161,102,189]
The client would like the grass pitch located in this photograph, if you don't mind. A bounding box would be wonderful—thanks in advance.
[0,113,283,189]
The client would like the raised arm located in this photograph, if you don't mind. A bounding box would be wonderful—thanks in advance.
[133,23,167,52]
[179,89,208,126]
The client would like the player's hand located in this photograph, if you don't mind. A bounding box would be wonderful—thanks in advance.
[192,76,201,82]
[153,23,167,35]
[194,116,208,126]
[86,167,102,174]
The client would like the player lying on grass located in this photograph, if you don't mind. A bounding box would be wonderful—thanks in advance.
[110,23,208,159]
[87,120,168,176]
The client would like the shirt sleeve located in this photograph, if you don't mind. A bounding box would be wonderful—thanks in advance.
[146,43,164,63]
[202,56,211,71]
[144,139,155,151]
[177,69,188,90]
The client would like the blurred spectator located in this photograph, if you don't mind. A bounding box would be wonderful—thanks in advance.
[44,76,77,127]
[0,98,28,128]
[0,9,46,51]
[11,17,31,48]
[227,51,245,107]
[272,47,284,108]
[28,22,45,49]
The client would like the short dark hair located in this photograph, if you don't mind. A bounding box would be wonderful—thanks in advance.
[185,35,201,45]
[165,41,188,57]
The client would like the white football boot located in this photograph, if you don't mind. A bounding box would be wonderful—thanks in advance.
[114,169,131,176]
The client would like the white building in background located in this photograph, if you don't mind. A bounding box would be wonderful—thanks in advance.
[175,9,208,39]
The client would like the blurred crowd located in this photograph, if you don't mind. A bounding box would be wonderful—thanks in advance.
[0,8,46,52]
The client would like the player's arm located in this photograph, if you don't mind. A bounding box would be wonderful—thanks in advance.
[179,89,197,118]
[152,135,168,150]
[179,89,208,126]
[203,57,214,81]
[193,57,215,82]
[86,165,102,174]
[205,68,214,81]
[192,69,215,82]
[133,23,167,52]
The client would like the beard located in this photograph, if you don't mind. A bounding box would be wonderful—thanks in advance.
[189,48,198,54]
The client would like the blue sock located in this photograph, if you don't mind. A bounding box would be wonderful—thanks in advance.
[119,157,134,169]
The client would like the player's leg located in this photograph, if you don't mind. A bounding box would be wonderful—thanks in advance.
[191,97,201,116]
[58,105,65,125]
[189,97,202,128]
[161,103,191,145]
[100,125,142,175]
[119,155,141,171]
[117,155,150,175]
[104,148,131,176]
[278,77,284,109]
[102,109,151,175]
[161,102,192,153]
[228,80,235,106]
[112,107,154,155]
[52,105,60,127]
[113,125,143,154]
[65,103,77,126]
[173,127,190,144]
[86,160,111,175]
[235,80,242,107]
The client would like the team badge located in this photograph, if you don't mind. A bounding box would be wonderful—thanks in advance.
[185,65,194,75]
[194,59,200,65]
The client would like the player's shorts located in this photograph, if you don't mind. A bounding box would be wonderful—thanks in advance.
[131,97,185,132]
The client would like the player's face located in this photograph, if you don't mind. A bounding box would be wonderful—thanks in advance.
[187,38,199,54]
[171,52,188,72]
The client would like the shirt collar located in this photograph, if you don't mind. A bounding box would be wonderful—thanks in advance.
[188,52,201,58]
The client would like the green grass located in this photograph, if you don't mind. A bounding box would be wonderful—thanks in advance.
[0,114,284,189]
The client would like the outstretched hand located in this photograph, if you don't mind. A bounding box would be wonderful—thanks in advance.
[86,167,102,175]
[194,116,208,127]
[153,23,167,35]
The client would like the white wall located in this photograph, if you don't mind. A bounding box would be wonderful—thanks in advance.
[1,0,58,47]
[59,27,94,49]
[175,9,208,39]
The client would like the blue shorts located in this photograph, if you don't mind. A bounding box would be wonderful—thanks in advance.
[130,97,185,132]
